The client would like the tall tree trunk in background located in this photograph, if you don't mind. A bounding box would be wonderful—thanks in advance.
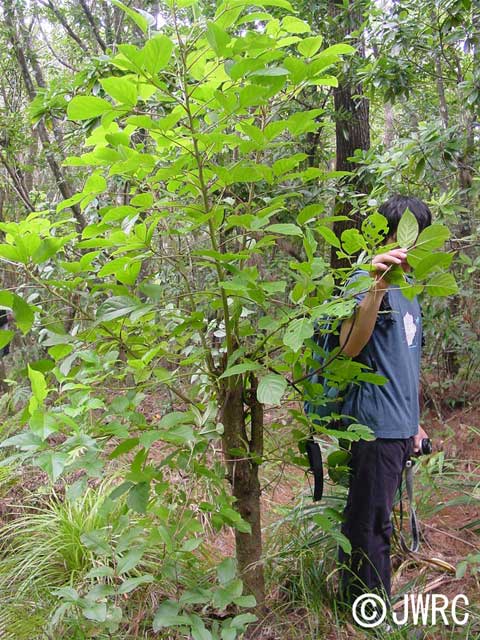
[383,101,394,147]
[455,2,479,239]
[329,0,371,269]
[4,0,86,231]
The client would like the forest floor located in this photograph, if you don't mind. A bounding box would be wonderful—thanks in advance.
[0,386,478,639]
[141,389,480,639]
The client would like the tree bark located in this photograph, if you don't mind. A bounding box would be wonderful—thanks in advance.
[78,0,107,52]
[4,0,86,231]
[329,0,371,269]
[219,379,265,607]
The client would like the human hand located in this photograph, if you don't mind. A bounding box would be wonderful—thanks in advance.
[371,248,408,290]
[413,425,428,454]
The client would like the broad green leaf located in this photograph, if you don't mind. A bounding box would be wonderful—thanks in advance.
[414,252,453,280]
[282,16,310,33]
[206,22,231,55]
[98,257,141,286]
[67,96,112,120]
[153,601,187,631]
[414,223,450,250]
[28,365,47,404]
[0,330,13,350]
[96,296,150,322]
[84,172,107,194]
[127,481,150,514]
[283,318,314,352]
[397,208,419,248]
[425,272,458,297]
[217,558,237,584]
[80,531,112,556]
[316,225,340,248]
[100,76,138,106]
[219,0,294,10]
[37,451,68,482]
[117,547,144,574]
[265,223,303,237]
[86,566,115,579]
[82,602,107,622]
[112,0,149,33]
[32,237,72,264]
[297,204,324,225]
[143,35,174,74]
[297,35,323,57]
[257,374,287,405]
[341,228,365,254]
[213,578,243,610]
[118,574,154,594]
[362,213,388,246]
[218,361,261,379]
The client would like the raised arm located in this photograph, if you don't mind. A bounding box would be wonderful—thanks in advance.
[340,248,408,357]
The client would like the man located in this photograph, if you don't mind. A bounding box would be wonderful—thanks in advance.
[338,194,430,606]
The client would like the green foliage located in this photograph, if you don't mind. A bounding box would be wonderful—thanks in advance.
[0,0,467,636]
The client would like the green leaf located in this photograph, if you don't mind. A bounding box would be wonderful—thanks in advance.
[28,365,47,404]
[425,272,458,297]
[414,252,453,280]
[213,579,243,610]
[218,361,261,379]
[118,574,154,594]
[282,16,310,33]
[297,35,323,57]
[96,296,150,322]
[283,318,314,352]
[265,223,303,237]
[98,257,141,286]
[397,208,419,248]
[100,77,138,106]
[143,35,174,74]
[82,602,107,622]
[257,374,287,405]
[217,558,237,585]
[341,228,365,254]
[362,212,389,246]
[80,531,112,556]
[414,223,451,250]
[67,96,112,120]
[117,547,144,574]
[0,330,13,350]
[316,225,340,248]
[37,451,68,482]
[153,601,187,631]
[206,22,231,55]
[112,0,149,33]
[127,481,150,514]
[12,294,34,333]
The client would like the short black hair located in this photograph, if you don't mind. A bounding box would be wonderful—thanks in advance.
[378,194,432,236]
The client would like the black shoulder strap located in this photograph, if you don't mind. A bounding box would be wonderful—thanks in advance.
[306,438,324,501]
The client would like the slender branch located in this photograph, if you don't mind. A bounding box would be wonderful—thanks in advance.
[38,0,86,50]
[78,0,107,52]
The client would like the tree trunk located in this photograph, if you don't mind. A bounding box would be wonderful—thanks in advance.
[219,379,265,607]
[329,0,371,269]
[4,0,86,231]
[383,101,394,148]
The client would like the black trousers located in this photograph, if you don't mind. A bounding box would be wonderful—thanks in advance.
[338,437,414,603]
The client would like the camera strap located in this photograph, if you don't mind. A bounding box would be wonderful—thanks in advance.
[398,458,420,553]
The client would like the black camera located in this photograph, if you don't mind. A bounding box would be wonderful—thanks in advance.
[415,437,432,456]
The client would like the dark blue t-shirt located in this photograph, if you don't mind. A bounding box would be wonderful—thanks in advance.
[342,271,421,439]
